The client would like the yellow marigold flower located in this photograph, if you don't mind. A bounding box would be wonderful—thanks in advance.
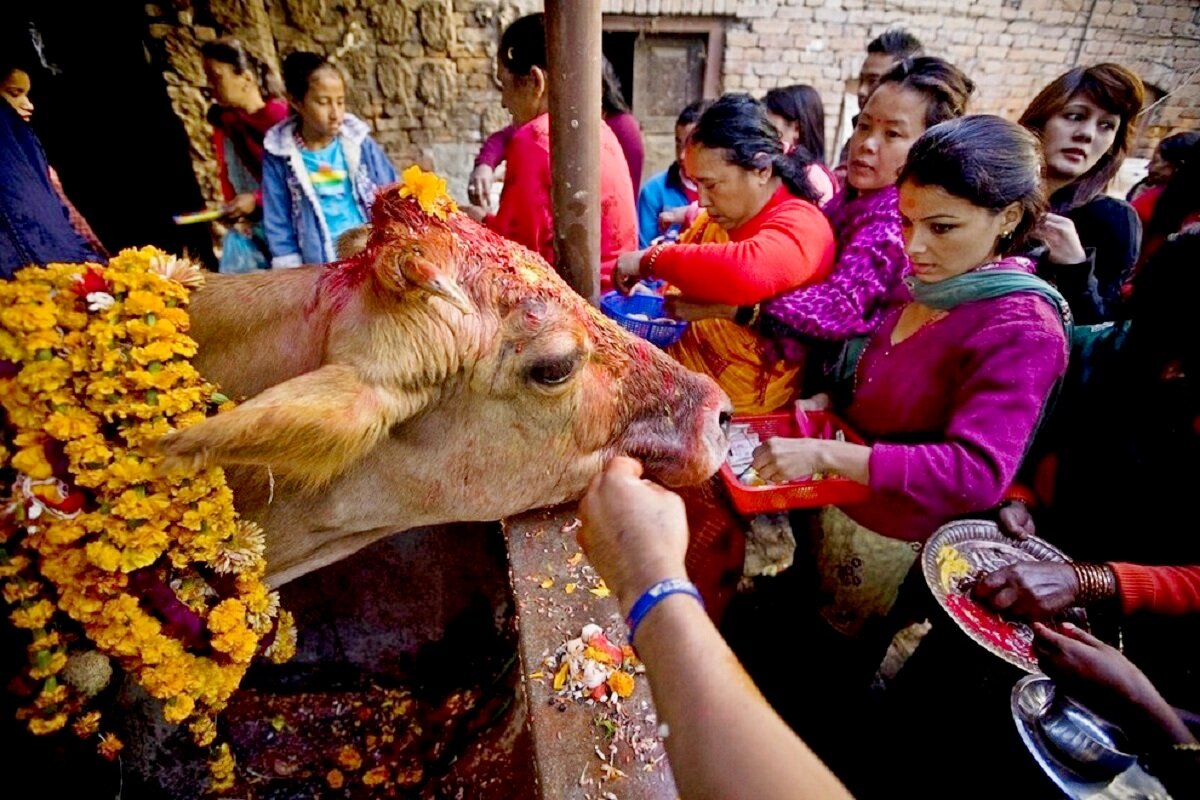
[398,165,458,220]
[3,580,42,604]
[18,358,72,393]
[11,446,53,479]
[163,694,196,724]
[97,732,124,760]
[44,519,88,546]
[111,488,171,521]
[64,434,112,465]
[104,457,156,487]
[0,331,24,361]
[72,710,102,738]
[118,545,161,573]
[23,327,62,352]
[84,540,122,572]
[209,742,236,790]
[45,407,101,440]
[11,599,56,629]
[0,554,32,579]
[123,290,167,317]
[1,301,58,332]
[189,715,217,747]
[607,669,635,699]
[34,678,69,705]
[28,712,68,735]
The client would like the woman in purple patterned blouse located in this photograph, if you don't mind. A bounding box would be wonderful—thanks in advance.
[758,58,974,364]
[752,117,1070,640]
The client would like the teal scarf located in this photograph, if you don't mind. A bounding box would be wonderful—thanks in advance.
[835,264,1073,393]
[904,269,1073,336]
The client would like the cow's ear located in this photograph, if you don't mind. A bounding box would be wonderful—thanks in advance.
[373,227,473,315]
[157,364,431,489]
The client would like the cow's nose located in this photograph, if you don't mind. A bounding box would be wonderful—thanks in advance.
[718,410,732,436]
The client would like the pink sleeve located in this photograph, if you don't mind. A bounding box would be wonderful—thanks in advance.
[487,129,556,266]
[867,319,1068,539]
[476,125,516,169]
[1110,563,1200,616]
[762,217,909,341]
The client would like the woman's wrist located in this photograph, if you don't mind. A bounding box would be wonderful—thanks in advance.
[640,241,670,278]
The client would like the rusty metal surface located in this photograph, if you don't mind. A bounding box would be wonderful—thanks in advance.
[505,505,678,800]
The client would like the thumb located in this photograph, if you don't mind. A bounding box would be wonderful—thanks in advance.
[605,456,645,480]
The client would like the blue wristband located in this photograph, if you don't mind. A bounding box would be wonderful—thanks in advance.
[625,578,704,647]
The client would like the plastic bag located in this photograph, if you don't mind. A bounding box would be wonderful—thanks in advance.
[218,225,268,274]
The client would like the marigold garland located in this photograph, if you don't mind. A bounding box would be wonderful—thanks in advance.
[0,247,296,791]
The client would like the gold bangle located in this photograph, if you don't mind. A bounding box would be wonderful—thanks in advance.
[1072,563,1117,605]
[641,241,669,277]
[1173,742,1200,752]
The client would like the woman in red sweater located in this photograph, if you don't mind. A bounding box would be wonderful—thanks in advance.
[614,93,835,415]
[464,14,636,293]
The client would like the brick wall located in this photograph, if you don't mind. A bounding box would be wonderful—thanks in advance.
[147,0,1197,208]
[602,0,1199,162]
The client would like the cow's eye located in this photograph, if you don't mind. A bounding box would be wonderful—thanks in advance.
[528,355,578,387]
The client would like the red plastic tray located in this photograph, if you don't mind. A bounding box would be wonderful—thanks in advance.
[718,410,871,515]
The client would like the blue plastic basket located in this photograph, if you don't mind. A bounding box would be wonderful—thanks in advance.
[600,292,688,348]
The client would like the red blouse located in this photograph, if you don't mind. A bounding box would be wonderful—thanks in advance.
[643,185,835,306]
[486,113,637,293]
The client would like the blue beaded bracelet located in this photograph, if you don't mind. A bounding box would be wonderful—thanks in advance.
[625,578,704,647]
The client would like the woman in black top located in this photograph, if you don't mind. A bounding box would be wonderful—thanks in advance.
[1019,63,1145,323]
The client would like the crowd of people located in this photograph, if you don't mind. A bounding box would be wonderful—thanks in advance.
[3,11,1198,799]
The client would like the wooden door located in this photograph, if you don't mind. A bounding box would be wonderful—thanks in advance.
[631,33,707,187]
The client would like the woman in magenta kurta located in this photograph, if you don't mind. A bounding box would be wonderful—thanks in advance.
[464,14,636,292]
[753,117,1069,635]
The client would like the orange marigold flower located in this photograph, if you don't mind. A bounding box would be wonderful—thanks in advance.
[607,669,635,699]
[362,766,390,787]
[326,769,345,790]
[98,732,124,760]
[72,710,102,738]
[336,745,363,771]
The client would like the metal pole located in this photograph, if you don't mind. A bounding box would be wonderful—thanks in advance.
[545,0,601,306]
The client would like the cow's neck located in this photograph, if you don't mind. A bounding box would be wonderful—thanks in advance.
[190,267,329,399]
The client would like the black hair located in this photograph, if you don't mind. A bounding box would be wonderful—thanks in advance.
[899,115,1046,256]
[689,93,819,204]
[1144,140,1200,250]
[601,55,630,116]
[499,14,548,77]
[676,99,710,128]
[764,84,826,165]
[201,36,284,98]
[282,51,338,101]
[866,29,924,59]
[877,56,975,129]
[1155,131,1200,169]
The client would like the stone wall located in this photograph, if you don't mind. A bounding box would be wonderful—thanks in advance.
[147,0,1197,207]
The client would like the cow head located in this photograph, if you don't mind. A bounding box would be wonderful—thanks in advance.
[158,189,729,581]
